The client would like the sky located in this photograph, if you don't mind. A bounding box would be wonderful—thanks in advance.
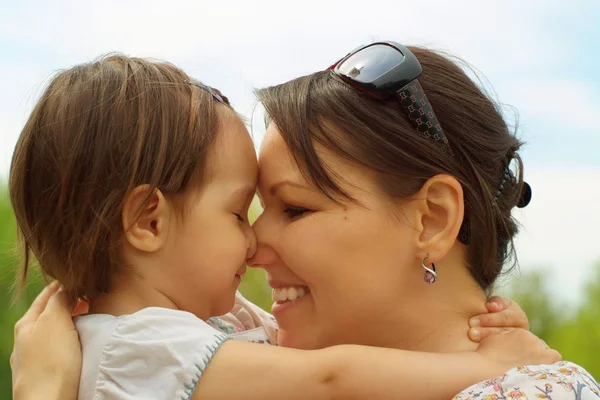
[1,0,598,305]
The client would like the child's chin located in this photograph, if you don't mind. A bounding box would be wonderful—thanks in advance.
[213,294,237,317]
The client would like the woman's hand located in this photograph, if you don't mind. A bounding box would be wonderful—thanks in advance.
[469,296,529,342]
[476,328,561,371]
[11,282,83,400]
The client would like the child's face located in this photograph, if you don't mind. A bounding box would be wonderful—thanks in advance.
[160,110,258,319]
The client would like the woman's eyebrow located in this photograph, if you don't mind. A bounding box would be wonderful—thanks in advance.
[268,180,310,196]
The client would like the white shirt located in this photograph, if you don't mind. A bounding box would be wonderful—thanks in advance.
[76,307,229,400]
[75,292,277,400]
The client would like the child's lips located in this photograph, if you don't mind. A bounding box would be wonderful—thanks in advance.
[235,266,247,279]
[237,265,247,274]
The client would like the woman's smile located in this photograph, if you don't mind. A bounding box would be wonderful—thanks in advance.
[268,280,311,318]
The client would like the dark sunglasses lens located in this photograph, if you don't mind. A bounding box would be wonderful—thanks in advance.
[337,44,405,83]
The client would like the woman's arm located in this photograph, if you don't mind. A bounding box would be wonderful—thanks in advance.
[194,329,560,400]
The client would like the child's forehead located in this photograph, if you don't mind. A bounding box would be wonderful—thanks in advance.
[205,114,257,183]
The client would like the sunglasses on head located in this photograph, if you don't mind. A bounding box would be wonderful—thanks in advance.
[328,41,533,245]
[328,41,453,156]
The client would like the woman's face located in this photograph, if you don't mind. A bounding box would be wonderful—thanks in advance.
[251,124,425,350]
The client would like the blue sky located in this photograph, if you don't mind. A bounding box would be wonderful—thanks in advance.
[1,0,598,304]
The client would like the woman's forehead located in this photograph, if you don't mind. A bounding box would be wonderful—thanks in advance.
[257,124,379,200]
[257,126,297,178]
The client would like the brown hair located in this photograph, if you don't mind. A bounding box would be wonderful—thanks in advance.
[256,46,526,290]
[9,53,231,302]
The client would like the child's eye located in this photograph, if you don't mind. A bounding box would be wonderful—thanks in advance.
[235,213,246,222]
[283,207,310,219]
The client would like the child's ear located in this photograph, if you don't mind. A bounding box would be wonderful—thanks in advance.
[122,185,169,252]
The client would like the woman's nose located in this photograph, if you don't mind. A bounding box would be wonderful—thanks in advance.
[247,244,278,269]
[247,211,280,268]
[246,224,257,261]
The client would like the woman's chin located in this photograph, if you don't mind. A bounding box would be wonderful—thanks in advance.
[278,331,316,349]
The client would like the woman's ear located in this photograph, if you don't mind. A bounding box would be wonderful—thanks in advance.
[412,174,464,260]
[122,185,170,253]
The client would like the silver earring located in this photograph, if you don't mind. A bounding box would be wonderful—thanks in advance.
[422,255,437,284]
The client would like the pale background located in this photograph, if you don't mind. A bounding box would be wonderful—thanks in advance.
[1,0,598,306]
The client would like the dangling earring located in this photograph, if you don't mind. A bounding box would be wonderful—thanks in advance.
[422,255,437,284]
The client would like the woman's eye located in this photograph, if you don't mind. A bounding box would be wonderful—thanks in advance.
[235,213,246,222]
[283,207,309,219]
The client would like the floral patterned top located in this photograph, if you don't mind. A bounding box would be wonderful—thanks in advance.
[207,291,278,345]
[453,361,600,400]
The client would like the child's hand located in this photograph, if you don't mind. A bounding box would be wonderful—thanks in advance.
[468,296,529,342]
[476,329,561,371]
[12,282,82,400]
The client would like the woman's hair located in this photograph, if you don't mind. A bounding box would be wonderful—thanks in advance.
[256,46,526,290]
[10,53,231,301]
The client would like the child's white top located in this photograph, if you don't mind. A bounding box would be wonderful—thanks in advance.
[76,292,277,400]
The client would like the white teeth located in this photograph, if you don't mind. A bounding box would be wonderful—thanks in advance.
[287,287,298,301]
[277,288,288,302]
[272,288,285,302]
[272,286,308,303]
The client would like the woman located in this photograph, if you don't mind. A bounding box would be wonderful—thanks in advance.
[11,42,598,399]
[249,42,599,397]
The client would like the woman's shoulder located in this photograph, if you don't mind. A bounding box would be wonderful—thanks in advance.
[453,361,600,400]
[76,307,229,400]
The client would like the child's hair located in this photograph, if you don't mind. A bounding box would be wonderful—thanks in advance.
[256,47,526,290]
[9,53,231,302]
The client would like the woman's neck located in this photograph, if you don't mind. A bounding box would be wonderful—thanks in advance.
[367,256,488,353]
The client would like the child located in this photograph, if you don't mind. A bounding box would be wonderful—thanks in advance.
[9,54,558,400]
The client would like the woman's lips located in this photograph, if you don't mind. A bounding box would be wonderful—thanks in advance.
[270,286,311,317]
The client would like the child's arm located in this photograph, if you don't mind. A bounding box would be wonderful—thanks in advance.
[216,292,530,346]
[194,329,561,400]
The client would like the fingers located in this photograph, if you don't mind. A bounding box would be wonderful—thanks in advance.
[484,296,529,329]
[15,281,60,332]
[470,310,511,329]
[471,307,528,333]
[42,289,78,326]
[486,296,511,313]
[469,326,512,342]
[46,287,73,313]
